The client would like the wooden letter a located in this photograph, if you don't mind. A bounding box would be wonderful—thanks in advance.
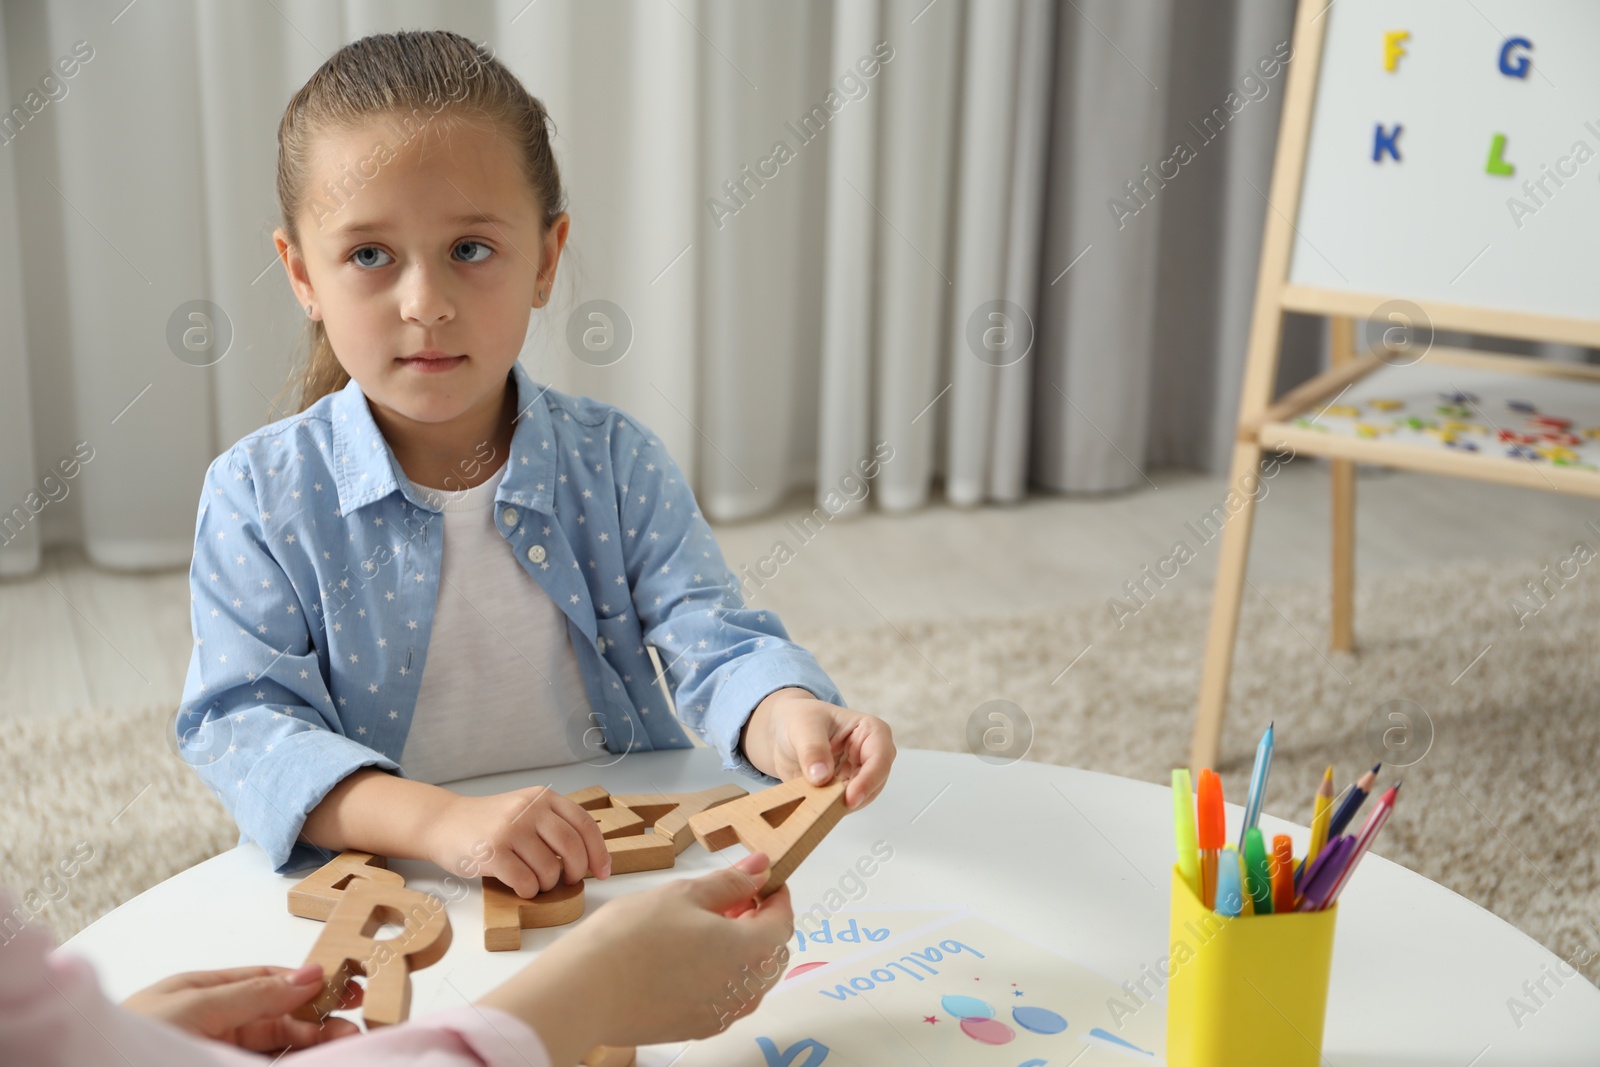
[688,778,846,897]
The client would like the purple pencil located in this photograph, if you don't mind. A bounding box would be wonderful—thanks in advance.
[1320,784,1401,910]
[1295,835,1354,912]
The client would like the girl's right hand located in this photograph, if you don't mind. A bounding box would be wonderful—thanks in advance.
[479,853,794,1063]
[425,786,612,896]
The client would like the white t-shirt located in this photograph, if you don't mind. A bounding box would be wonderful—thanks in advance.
[399,461,595,785]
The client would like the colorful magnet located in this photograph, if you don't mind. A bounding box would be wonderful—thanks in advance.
[1485,133,1515,176]
[1369,398,1404,411]
[1323,404,1360,418]
[1373,123,1403,163]
[1384,31,1410,72]
[1499,37,1532,79]
[1529,415,1573,430]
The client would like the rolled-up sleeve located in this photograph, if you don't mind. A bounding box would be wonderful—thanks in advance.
[180,451,398,873]
[612,417,847,781]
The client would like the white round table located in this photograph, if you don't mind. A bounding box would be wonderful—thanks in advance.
[64,748,1600,1064]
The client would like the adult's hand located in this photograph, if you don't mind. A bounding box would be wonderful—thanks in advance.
[122,962,361,1051]
[479,852,795,1063]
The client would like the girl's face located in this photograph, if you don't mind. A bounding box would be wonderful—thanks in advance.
[274,116,568,434]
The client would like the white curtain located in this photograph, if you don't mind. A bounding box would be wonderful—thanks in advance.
[2,0,1350,578]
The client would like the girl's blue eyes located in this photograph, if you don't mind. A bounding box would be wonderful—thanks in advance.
[349,241,493,269]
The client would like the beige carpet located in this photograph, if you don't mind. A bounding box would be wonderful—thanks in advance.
[4,555,1599,985]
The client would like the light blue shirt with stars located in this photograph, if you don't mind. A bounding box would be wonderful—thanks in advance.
[178,360,845,873]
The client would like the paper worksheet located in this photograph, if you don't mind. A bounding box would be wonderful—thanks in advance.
[673,911,1163,1065]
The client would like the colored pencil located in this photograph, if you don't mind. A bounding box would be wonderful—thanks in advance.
[1319,783,1401,910]
[1295,835,1354,912]
[1326,763,1381,839]
[1238,722,1274,850]
[1295,766,1337,887]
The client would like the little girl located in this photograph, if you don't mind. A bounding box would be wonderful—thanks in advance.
[178,29,895,891]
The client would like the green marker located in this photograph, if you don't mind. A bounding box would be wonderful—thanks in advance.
[1243,826,1274,915]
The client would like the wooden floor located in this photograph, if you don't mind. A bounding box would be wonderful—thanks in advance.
[3,461,1595,720]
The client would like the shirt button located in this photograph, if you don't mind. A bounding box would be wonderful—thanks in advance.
[596,637,607,653]
[501,507,519,527]
[527,544,546,564]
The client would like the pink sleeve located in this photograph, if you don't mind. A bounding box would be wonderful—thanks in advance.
[0,888,551,1067]
[285,1005,554,1067]
[0,895,262,1067]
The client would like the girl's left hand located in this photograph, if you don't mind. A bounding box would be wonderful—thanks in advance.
[742,689,896,810]
[122,962,362,1051]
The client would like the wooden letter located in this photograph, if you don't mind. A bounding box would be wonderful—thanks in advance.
[591,805,646,839]
[293,879,452,1027]
[483,877,585,951]
[287,851,405,921]
[610,784,749,855]
[604,834,676,874]
[565,784,684,871]
[688,779,847,897]
[565,785,613,811]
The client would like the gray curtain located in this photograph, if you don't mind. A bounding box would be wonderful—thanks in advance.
[15,0,1546,578]
[1033,0,1309,493]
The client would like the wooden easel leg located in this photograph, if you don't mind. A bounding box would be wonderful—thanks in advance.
[1327,314,1357,654]
[1190,440,1265,773]
[1330,458,1355,652]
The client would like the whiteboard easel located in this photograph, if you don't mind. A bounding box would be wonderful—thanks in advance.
[1189,0,1600,770]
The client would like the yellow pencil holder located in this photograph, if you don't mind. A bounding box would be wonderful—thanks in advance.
[1165,865,1337,1067]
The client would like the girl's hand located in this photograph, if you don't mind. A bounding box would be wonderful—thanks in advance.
[426,785,612,897]
[741,689,896,810]
[479,852,794,1061]
[121,963,361,1051]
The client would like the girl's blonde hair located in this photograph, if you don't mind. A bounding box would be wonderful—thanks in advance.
[272,29,566,415]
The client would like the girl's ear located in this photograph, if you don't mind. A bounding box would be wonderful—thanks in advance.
[274,227,315,307]
[534,212,572,307]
